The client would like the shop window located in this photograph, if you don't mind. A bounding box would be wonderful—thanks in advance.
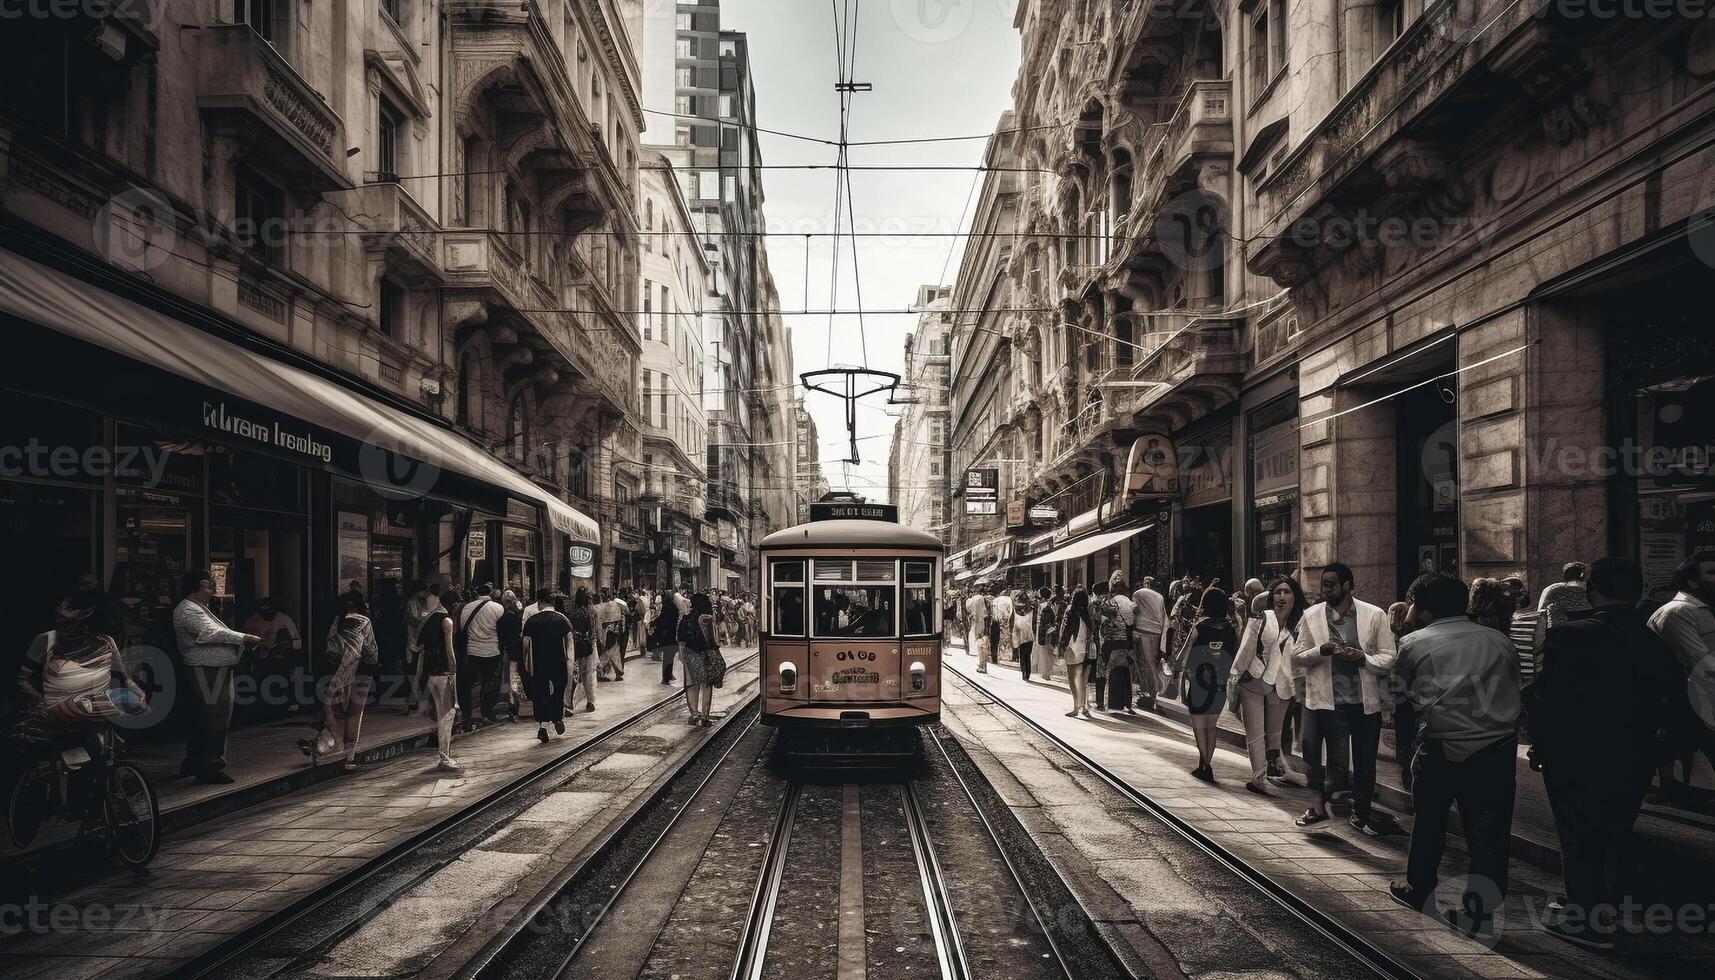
[771,559,805,636]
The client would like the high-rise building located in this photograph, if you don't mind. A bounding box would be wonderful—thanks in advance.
[889,286,955,542]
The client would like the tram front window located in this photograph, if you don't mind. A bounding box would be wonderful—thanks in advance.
[814,585,896,638]
[903,560,935,636]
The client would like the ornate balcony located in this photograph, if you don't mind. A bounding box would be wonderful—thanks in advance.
[196,24,351,190]
[443,230,529,312]
[356,182,440,278]
[1124,314,1245,431]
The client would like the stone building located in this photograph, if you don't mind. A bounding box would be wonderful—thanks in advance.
[888,285,954,541]
[637,150,710,589]
[951,0,1715,601]
[794,396,828,526]
[0,1,642,659]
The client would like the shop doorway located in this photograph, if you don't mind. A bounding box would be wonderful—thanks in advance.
[0,481,98,658]
[1396,376,1459,600]
[1180,502,1233,587]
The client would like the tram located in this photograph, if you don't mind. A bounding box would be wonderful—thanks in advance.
[756,496,944,742]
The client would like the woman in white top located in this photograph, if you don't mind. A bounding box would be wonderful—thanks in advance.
[1229,576,1307,794]
[1012,593,1036,681]
[1061,588,1095,718]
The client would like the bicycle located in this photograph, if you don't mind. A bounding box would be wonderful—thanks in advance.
[6,707,161,869]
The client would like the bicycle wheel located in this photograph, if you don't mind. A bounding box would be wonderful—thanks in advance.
[7,767,52,849]
[104,763,160,867]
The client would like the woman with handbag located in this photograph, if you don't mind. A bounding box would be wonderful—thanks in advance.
[1228,577,1307,794]
[1060,588,1095,718]
[680,592,726,727]
[1185,588,1239,782]
[301,591,380,770]
[1033,587,1061,682]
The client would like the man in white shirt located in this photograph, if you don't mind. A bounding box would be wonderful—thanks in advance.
[1131,577,1166,708]
[989,588,1014,669]
[457,585,505,727]
[965,589,990,667]
[174,569,260,783]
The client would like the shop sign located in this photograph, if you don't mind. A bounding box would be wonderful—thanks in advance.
[963,468,998,498]
[568,544,596,578]
[503,525,536,557]
[672,547,693,566]
[1028,505,1060,522]
[1181,424,1234,509]
[1251,419,1300,500]
[809,501,898,522]
[965,499,997,516]
[1005,499,1026,527]
[466,526,486,561]
[201,400,333,464]
[1124,434,1180,500]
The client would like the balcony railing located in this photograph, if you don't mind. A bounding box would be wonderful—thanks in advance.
[357,182,440,275]
[196,24,350,189]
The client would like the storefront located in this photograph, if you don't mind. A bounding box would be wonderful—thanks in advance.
[0,243,597,720]
[1177,418,1236,586]
[1245,395,1300,584]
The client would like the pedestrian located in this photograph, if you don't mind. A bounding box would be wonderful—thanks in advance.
[1647,550,1715,800]
[1389,571,1520,939]
[653,587,682,685]
[1033,587,1062,682]
[1013,590,1036,682]
[593,589,623,681]
[523,594,573,743]
[173,569,260,784]
[302,590,380,770]
[1184,587,1239,782]
[402,582,438,714]
[966,587,991,671]
[568,587,599,713]
[681,592,727,726]
[1163,574,1204,699]
[1061,588,1094,718]
[984,584,1003,671]
[456,583,504,730]
[991,586,1015,667]
[1290,563,1398,833]
[241,596,301,722]
[1131,576,1166,709]
[418,588,463,773]
[1229,576,1306,793]
[1094,573,1135,715]
[1526,557,1679,949]
[1467,577,1514,634]
[499,589,525,720]
[1537,561,1591,632]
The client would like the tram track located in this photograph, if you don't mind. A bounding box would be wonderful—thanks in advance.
[949,667,1423,980]
[180,652,761,980]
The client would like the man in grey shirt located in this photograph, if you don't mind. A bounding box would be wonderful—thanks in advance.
[1390,571,1520,937]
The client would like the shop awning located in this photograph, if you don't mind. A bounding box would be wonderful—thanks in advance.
[0,249,599,543]
[1014,522,1154,569]
[954,557,1003,583]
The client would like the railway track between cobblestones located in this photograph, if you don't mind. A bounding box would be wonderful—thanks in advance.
[179,653,761,980]
[952,668,1423,980]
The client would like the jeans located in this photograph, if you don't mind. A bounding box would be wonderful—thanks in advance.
[458,654,502,723]
[1307,703,1380,821]
[183,664,234,775]
[1236,676,1288,780]
[426,673,457,765]
[1405,739,1517,920]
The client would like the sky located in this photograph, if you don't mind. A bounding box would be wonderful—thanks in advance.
[719,0,1022,503]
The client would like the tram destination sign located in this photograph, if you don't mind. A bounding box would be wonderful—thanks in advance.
[809,501,899,522]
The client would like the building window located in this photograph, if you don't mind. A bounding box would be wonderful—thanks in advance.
[380,0,402,23]
[508,395,529,461]
[377,99,403,182]
[236,0,288,50]
[458,351,479,427]
[1270,0,1288,76]
[234,166,285,265]
[379,277,405,339]
[1377,0,1405,48]
[641,368,651,416]
[676,38,692,59]
[642,280,653,339]
[676,67,695,88]
[1248,10,1269,97]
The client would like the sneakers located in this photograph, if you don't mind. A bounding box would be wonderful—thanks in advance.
[553,719,565,736]
[436,759,465,774]
[537,727,550,743]
[583,703,597,713]
[1389,882,1430,913]
[1295,809,1329,827]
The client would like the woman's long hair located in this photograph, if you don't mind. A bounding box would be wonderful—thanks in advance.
[1065,588,1092,640]
[1267,576,1308,633]
[690,592,714,617]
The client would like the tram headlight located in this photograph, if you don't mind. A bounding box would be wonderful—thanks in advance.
[909,660,927,693]
[779,661,798,695]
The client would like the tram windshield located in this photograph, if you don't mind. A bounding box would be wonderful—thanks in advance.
[902,560,935,636]
[813,559,897,638]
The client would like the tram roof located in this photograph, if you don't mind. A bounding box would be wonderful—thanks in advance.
[757,519,945,552]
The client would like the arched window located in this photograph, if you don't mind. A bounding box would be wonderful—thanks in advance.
[458,351,479,427]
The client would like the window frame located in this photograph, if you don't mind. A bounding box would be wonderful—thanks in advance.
[769,558,807,638]
[810,559,899,640]
[901,559,938,638]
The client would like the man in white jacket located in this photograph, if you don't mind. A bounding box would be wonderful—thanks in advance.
[1291,562,1398,833]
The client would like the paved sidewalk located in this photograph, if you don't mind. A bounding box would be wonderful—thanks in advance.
[943,649,1715,980]
[0,651,758,980]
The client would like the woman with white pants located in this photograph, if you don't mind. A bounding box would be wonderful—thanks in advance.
[1229,576,1307,794]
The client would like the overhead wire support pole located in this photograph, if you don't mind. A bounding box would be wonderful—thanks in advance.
[801,368,900,466]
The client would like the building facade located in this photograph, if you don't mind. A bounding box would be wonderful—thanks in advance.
[0,1,645,663]
[794,396,829,525]
[950,0,1715,602]
[889,286,954,541]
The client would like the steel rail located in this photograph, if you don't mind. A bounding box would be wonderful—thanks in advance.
[925,727,1076,979]
[730,781,804,980]
[183,653,760,979]
[902,779,972,980]
[949,668,1422,980]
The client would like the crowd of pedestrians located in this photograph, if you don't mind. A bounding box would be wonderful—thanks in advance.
[949,548,1715,948]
